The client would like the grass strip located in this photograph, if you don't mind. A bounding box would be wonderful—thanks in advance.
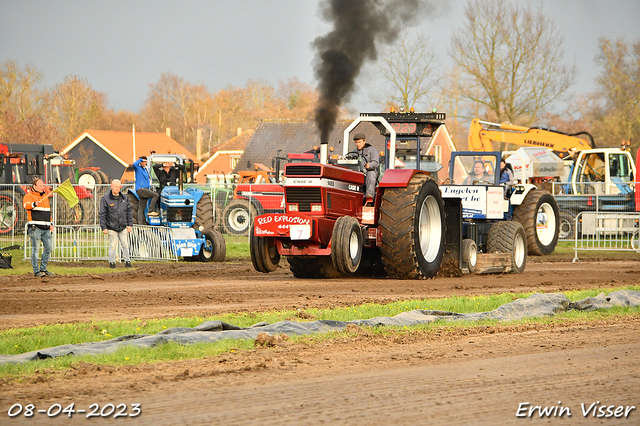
[0,286,638,378]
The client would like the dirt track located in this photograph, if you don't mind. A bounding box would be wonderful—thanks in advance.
[1,259,639,424]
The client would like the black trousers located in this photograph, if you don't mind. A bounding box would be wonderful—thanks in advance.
[136,188,159,224]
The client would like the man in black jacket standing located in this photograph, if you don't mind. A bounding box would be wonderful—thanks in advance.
[99,179,133,268]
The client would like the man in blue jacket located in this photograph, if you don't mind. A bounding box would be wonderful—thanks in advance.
[99,179,133,268]
[132,156,159,224]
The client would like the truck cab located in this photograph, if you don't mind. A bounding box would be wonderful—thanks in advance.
[567,148,636,196]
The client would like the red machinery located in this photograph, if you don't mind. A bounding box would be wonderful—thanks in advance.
[250,112,464,278]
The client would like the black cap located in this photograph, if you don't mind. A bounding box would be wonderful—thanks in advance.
[353,133,366,141]
[140,155,147,160]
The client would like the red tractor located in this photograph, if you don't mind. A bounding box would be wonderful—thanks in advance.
[250,112,529,278]
[0,144,95,233]
[222,165,284,235]
[250,113,454,278]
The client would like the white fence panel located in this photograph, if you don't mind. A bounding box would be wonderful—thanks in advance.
[552,181,636,241]
[573,212,640,262]
[23,224,178,262]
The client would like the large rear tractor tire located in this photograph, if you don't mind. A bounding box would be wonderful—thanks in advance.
[194,194,215,231]
[287,256,341,279]
[330,216,363,274]
[0,192,23,234]
[78,170,102,191]
[96,170,109,186]
[54,196,83,225]
[512,190,559,256]
[80,198,96,225]
[197,229,226,262]
[251,231,280,273]
[379,175,445,279]
[487,221,527,274]
[223,199,261,235]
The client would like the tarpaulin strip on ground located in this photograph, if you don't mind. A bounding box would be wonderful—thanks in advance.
[2,290,639,365]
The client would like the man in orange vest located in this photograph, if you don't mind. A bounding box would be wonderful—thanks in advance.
[24,178,55,277]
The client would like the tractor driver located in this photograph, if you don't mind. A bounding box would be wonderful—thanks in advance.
[153,161,185,192]
[464,160,492,185]
[353,133,379,205]
[152,161,186,211]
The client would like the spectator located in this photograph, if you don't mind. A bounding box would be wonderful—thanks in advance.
[23,178,54,277]
[499,158,514,185]
[353,133,379,205]
[153,161,185,192]
[132,156,159,224]
[99,179,133,269]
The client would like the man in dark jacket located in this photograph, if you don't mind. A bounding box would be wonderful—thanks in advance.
[99,179,133,268]
[153,161,185,191]
[353,133,379,204]
[152,161,185,211]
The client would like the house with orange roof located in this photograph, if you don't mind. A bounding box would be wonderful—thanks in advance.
[193,129,252,183]
[61,129,196,183]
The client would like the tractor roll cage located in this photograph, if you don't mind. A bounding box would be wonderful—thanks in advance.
[338,116,397,169]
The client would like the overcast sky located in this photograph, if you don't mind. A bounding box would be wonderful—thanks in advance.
[1,0,639,116]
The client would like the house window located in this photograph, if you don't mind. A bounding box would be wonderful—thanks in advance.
[231,156,240,169]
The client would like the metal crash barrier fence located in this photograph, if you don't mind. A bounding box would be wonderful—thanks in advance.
[572,212,640,262]
[23,224,178,262]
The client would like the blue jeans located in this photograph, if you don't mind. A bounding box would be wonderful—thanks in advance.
[107,229,131,263]
[28,226,52,273]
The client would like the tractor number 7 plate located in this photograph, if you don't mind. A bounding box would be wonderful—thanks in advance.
[289,224,311,240]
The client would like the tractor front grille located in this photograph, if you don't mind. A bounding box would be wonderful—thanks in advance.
[286,187,322,212]
[285,165,321,176]
[166,207,193,223]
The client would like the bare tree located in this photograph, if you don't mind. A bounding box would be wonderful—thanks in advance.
[140,73,214,151]
[450,0,577,125]
[371,31,440,111]
[580,37,640,150]
[277,77,318,118]
[0,60,43,120]
[42,75,108,149]
[0,60,56,145]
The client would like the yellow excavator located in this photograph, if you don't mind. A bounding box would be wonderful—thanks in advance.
[468,118,595,159]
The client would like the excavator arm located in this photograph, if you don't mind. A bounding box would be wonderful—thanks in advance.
[468,118,595,158]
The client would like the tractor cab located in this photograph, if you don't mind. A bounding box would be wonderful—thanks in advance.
[142,153,198,227]
[440,151,510,254]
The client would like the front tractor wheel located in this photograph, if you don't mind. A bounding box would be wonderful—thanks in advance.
[461,239,478,273]
[488,221,527,274]
[197,229,226,262]
[513,190,559,256]
[331,216,363,274]
[379,175,445,279]
[251,230,280,273]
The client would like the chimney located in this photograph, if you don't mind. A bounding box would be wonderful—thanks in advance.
[237,127,242,136]
[196,128,202,160]
[165,127,171,138]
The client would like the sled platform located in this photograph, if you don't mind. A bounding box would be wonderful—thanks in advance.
[475,253,512,274]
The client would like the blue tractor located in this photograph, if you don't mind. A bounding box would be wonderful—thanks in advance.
[127,154,225,262]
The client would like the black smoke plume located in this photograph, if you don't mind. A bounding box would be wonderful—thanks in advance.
[313,0,426,143]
